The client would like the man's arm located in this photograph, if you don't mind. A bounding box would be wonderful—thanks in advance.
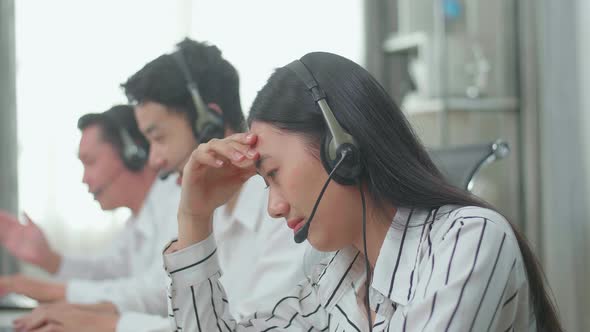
[0,274,65,302]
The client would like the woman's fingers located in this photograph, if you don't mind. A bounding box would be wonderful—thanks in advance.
[226,132,257,145]
[191,138,258,168]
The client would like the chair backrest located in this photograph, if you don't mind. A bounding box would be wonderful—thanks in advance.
[428,139,510,191]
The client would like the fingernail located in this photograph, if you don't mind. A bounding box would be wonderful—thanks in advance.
[216,160,224,166]
[246,133,254,140]
[233,151,244,160]
[247,149,256,158]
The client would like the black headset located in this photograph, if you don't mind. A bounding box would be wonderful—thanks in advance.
[103,112,148,172]
[172,49,225,143]
[286,59,362,185]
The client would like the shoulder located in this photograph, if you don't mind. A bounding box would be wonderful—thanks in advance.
[433,206,517,243]
[430,206,525,274]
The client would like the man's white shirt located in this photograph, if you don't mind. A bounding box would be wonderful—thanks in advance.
[55,176,181,331]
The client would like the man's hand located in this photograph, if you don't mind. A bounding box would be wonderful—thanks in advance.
[0,211,61,273]
[13,302,119,332]
[0,275,65,302]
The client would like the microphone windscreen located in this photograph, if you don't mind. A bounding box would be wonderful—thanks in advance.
[294,223,310,243]
[158,170,173,180]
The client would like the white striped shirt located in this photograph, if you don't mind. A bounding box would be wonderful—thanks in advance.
[164,205,535,331]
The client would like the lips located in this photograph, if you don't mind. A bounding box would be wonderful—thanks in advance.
[287,218,305,232]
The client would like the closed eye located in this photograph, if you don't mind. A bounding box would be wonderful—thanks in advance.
[263,169,278,189]
[267,170,277,179]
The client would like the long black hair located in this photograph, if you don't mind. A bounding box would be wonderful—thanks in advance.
[248,52,562,331]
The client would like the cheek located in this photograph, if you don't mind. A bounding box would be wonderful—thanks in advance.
[282,161,326,208]
[308,186,359,251]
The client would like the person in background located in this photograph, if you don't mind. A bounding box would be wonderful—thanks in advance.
[0,105,180,331]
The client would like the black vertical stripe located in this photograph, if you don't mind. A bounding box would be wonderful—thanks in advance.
[335,304,361,332]
[421,292,437,332]
[446,227,463,285]
[444,218,488,331]
[418,210,432,243]
[320,314,331,331]
[469,233,507,331]
[325,252,360,308]
[423,252,436,297]
[407,209,435,301]
[190,286,202,332]
[487,259,517,331]
[403,311,408,332]
[208,279,223,332]
[388,208,414,298]
[318,250,340,282]
[427,221,434,257]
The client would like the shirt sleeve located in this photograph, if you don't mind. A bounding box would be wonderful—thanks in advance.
[390,215,529,331]
[164,235,331,332]
[116,312,171,332]
[56,227,132,281]
[65,252,168,317]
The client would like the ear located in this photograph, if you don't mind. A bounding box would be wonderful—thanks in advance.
[208,103,234,137]
[207,103,223,115]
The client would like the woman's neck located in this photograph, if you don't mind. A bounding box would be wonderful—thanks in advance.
[352,202,396,270]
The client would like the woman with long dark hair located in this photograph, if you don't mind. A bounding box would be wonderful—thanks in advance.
[165,52,562,331]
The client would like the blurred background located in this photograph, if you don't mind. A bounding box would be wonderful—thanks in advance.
[0,0,588,330]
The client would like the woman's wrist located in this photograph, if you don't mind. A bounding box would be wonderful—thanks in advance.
[177,212,214,250]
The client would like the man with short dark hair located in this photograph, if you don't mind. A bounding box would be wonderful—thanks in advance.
[0,105,180,331]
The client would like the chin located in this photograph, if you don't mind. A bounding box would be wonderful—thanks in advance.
[308,233,340,252]
[98,201,117,211]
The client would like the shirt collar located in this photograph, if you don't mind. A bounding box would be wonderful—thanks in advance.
[314,205,459,310]
[316,246,366,312]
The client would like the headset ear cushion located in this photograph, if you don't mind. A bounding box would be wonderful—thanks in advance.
[320,133,361,186]
[121,145,148,172]
[193,106,225,143]
[198,122,225,144]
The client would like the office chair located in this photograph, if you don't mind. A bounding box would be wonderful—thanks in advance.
[428,139,510,192]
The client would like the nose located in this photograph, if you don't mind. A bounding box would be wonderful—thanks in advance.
[267,188,290,219]
[82,168,91,187]
[148,146,166,170]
